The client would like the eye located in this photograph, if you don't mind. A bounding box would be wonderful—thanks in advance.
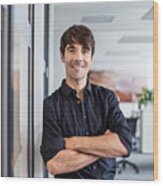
[83,48,90,54]
[68,48,75,53]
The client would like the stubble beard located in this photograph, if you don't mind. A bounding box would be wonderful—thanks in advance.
[70,74,86,82]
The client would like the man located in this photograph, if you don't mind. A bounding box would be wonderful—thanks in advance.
[40,25,132,179]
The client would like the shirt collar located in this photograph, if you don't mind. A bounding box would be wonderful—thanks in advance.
[60,79,92,98]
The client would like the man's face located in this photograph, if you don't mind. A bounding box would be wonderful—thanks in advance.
[61,43,92,82]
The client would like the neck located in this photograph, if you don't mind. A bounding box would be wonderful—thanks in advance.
[66,77,87,100]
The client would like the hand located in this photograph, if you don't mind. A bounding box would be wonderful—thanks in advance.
[104,129,111,135]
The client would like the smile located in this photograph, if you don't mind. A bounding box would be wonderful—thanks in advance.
[71,64,84,69]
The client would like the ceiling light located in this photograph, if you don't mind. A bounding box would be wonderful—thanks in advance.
[81,15,114,23]
[119,36,153,43]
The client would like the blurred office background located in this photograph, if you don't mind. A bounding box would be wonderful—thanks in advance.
[1,0,155,180]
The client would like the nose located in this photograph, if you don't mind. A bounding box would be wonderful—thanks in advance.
[74,50,83,62]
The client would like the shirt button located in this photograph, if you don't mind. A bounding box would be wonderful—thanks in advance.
[86,131,90,136]
[72,90,76,95]
[93,165,96,170]
[77,100,80,104]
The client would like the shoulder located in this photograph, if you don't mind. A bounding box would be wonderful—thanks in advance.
[43,89,61,108]
[91,83,119,105]
[91,83,116,97]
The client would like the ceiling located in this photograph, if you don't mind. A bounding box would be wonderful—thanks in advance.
[52,0,154,82]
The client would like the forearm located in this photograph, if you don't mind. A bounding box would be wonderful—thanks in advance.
[47,149,99,175]
[65,131,128,158]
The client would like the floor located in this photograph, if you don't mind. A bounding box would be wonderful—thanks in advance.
[115,153,154,181]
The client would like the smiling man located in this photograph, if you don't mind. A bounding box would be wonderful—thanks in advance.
[40,25,132,179]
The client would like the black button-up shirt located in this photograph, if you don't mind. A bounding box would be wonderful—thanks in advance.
[40,80,132,179]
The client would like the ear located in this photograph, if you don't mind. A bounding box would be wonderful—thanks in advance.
[91,54,94,61]
[61,53,66,64]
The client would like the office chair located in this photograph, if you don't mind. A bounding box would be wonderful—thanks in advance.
[117,117,139,174]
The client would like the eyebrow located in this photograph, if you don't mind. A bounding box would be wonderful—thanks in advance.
[66,45,75,50]
[66,44,91,51]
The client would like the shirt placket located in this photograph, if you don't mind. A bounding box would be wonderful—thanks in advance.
[73,93,100,175]
[76,97,90,136]
[81,98,98,172]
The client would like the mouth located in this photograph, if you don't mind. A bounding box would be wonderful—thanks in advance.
[71,63,84,70]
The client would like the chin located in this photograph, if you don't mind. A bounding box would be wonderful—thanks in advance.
[71,76,86,81]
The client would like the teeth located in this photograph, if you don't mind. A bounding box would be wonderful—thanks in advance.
[72,64,83,68]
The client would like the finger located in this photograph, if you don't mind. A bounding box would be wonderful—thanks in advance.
[104,129,111,135]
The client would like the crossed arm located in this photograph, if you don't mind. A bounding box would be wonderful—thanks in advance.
[47,130,128,175]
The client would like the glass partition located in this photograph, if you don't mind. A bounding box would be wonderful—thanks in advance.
[1,4,52,177]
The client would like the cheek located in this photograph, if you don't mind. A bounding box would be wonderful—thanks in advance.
[86,60,92,67]
[63,58,71,66]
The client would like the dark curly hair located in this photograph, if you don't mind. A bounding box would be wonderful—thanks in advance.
[60,25,95,57]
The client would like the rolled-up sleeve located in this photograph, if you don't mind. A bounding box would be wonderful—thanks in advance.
[107,91,132,157]
[40,97,64,164]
